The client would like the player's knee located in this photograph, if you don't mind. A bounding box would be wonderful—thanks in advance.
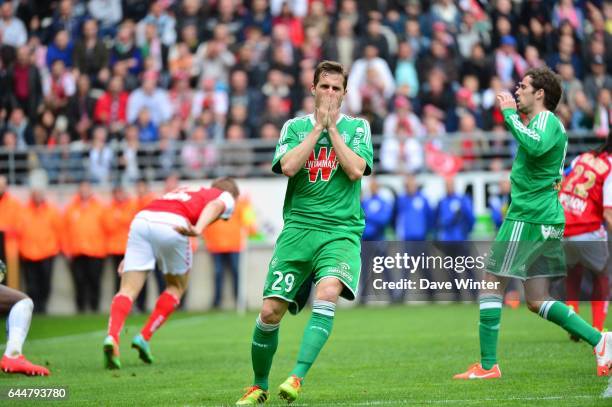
[260,304,284,324]
[315,278,343,302]
[526,299,542,313]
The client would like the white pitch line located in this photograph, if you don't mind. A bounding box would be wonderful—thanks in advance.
[8,314,218,347]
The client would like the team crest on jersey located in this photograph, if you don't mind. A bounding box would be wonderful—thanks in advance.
[341,131,350,143]
[305,147,338,182]
[298,132,307,141]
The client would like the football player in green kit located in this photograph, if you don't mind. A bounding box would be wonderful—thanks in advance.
[454,67,612,380]
[236,60,373,405]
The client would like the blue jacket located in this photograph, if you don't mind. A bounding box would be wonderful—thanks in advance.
[362,194,393,241]
[395,191,432,241]
[435,194,475,241]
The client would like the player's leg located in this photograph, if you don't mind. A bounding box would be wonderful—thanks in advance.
[238,228,311,405]
[524,277,611,375]
[0,285,49,376]
[237,298,289,405]
[283,277,342,389]
[565,264,583,314]
[591,270,609,332]
[454,271,507,379]
[104,269,148,369]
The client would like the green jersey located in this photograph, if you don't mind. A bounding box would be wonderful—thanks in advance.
[503,108,568,224]
[272,113,374,236]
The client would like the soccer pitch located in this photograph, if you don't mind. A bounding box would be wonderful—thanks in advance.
[1,305,610,406]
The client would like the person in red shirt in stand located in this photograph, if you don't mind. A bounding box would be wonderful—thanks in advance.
[561,135,612,346]
[103,177,239,369]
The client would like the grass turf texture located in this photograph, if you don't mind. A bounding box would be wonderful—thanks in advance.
[0,305,610,406]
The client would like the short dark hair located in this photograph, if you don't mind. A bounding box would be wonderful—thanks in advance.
[525,67,563,111]
[313,60,348,91]
[212,177,240,199]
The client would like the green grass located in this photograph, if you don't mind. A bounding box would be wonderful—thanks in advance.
[1,305,611,406]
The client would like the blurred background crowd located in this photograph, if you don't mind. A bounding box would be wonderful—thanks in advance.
[0,0,609,184]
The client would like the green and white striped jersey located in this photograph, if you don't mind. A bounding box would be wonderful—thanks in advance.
[503,108,568,224]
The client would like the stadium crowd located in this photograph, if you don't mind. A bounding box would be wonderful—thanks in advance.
[0,0,610,183]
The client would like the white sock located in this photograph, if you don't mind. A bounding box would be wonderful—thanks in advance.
[4,298,33,357]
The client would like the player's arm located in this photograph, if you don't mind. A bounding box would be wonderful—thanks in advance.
[497,92,557,157]
[175,195,233,236]
[328,98,371,180]
[278,124,324,177]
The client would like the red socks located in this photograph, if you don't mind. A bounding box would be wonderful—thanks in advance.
[108,294,133,343]
[592,273,609,332]
[565,265,583,313]
[141,291,180,341]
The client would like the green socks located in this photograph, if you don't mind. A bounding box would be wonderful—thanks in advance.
[539,300,602,347]
[479,295,502,370]
[251,315,279,390]
[291,300,336,379]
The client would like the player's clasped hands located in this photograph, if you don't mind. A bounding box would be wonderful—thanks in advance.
[496,91,517,111]
[316,95,341,130]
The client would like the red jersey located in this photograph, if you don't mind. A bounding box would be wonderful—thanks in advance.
[144,186,235,225]
[560,152,612,236]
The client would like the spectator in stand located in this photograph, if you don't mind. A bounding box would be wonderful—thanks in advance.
[87,0,122,39]
[546,34,583,79]
[322,17,356,71]
[0,1,27,48]
[94,75,129,137]
[194,24,236,87]
[272,1,304,47]
[460,43,493,92]
[41,131,84,184]
[347,43,394,115]
[359,15,391,62]
[47,0,85,43]
[117,124,141,183]
[417,38,458,85]
[220,124,253,177]
[63,181,106,313]
[593,88,611,138]
[88,126,114,184]
[494,35,527,89]
[17,188,62,314]
[3,108,33,148]
[0,130,27,183]
[380,96,425,174]
[110,22,144,82]
[72,19,110,85]
[175,0,206,41]
[418,67,455,114]
[42,59,75,115]
[192,77,229,128]
[135,108,158,144]
[46,29,73,68]
[181,125,216,179]
[127,70,172,125]
[66,74,96,142]
[396,173,433,242]
[394,41,419,99]
[168,72,194,124]
[8,46,42,120]
[446,87,483,132]
[229,68,263,131]
[137,1,176,49]
[558,61,583,111]
[241,0,273,38]
[204,0,244,41]
[583,55,612,105]
[570,90,594,131]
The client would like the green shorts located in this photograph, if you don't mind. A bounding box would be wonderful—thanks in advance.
[263,227,361,314]
[487,219,565,280]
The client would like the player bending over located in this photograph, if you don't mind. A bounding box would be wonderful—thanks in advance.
[561,135,612,343]
[454,67,612,380]
[0,260,49,376]
[103,177,238,369]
